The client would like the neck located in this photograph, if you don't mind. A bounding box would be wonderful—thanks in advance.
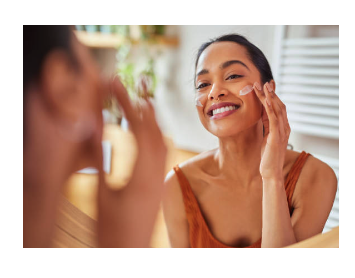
[215,121,263,187]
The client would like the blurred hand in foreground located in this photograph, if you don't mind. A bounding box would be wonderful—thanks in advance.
[96,76,167,247]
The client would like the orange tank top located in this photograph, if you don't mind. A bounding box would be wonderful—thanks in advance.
[173,151,311,248]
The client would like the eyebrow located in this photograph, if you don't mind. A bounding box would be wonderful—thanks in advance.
[196,59,250,78]
[220,60,250,71]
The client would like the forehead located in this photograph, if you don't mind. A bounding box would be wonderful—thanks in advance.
[196,41,250,70]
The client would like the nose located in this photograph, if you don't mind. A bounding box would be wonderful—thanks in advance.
[208,84,228,101]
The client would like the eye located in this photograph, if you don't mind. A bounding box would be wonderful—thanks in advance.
[226,74,243,80]
[196,83,210,90]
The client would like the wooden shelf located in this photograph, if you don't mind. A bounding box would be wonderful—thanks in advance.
[74,31,124,49]
[74,31,179,49]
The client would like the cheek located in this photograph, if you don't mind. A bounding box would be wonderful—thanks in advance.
[195,93,209,122]
[196,107,206,126]
[242,94,263,122]
[194,92,208,107]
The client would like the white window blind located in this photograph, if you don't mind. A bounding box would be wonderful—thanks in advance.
[275,35,339,139]
[272,26,339,233]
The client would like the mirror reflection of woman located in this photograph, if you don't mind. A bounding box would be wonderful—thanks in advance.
[163,34,337,248]
[23,26,167,247]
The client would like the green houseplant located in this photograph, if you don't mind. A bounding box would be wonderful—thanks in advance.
[105,26,166,127]
[116,26,162,99]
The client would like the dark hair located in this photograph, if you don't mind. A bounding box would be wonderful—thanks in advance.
[23,25,76,93]
[23,25,77,139]
[195,34,274,85]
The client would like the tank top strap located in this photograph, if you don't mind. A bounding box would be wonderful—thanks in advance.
[173,165,200,217]
[284,151,311,215]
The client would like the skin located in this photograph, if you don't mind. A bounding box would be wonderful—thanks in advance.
[162,41,338,248]
[23,32,167,247]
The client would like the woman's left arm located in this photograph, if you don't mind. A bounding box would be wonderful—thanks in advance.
[253,82,337,248]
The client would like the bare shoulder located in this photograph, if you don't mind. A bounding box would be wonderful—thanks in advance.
[163,168,182,205]
[178,148,217,172]
[163,169,189,247]
[165,150,215,200]
[289,151,338,238]
[299,152,337,186]
[285,150,336,180]
[163,152,213,247]
[290,150,338,207]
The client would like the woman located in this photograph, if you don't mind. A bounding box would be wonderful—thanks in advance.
[163,34,337,248]
[23,26,167,247]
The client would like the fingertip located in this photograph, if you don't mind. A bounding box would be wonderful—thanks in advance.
[252,85,258,94]
[253,82,262,91]
[253,84,263,98]
[263,82,268,92]
[266,82,275,94]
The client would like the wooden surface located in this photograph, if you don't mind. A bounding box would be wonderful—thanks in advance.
[286,226,339,248]
[74,31,179,49]
[52,196,97,248]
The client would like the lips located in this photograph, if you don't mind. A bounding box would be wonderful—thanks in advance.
[206,102,241,117]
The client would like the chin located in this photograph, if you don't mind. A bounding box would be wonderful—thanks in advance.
[205,122,245,138]
[203,117,261,139]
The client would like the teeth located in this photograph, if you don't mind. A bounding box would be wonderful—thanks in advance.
[212,105,238,116]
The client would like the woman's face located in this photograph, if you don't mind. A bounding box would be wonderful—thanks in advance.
[195,41,264,138]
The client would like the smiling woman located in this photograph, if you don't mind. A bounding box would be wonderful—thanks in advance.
[162,34,338,248]
[193,35,274,138]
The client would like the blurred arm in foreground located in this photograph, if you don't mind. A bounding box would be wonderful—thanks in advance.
[23,25,166,247]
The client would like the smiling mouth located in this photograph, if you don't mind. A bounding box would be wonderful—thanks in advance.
[207,105,240,117]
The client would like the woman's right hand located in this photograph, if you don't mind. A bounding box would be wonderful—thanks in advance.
[97,76,167,247]
[110,75,167,182]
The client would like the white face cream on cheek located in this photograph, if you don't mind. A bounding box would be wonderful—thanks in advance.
[195,98,203,107]
[239,85,254,96]
[194,94,205,107]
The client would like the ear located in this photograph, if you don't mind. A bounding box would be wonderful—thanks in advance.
[39,50,79,122]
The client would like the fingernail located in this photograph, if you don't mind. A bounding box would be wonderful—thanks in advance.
[254,82,261,91]
[266,82,273,92]
[266,98,271,106]
[269,83,274,91]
